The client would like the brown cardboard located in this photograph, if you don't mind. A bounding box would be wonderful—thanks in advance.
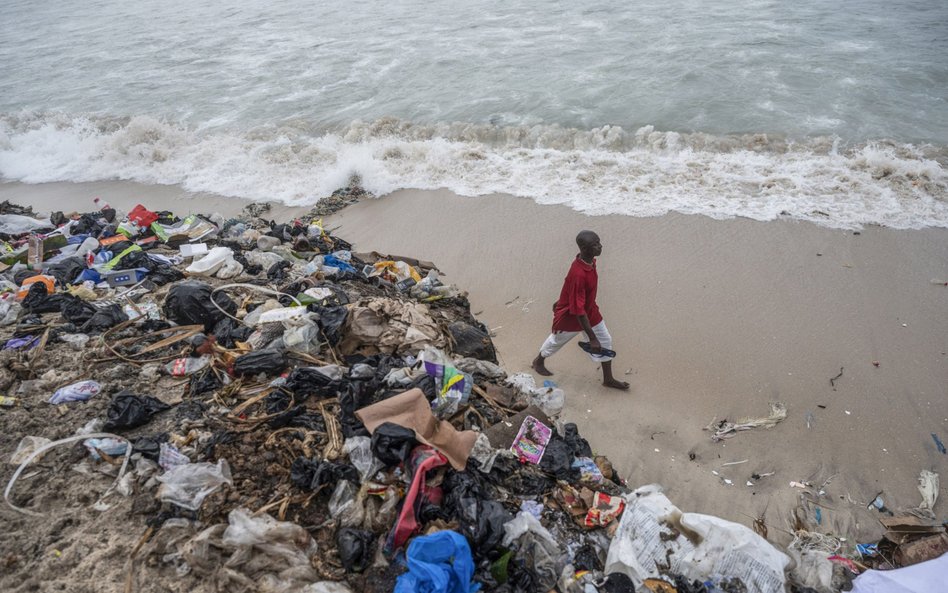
[879,515,945,545]
[355,388,477,471]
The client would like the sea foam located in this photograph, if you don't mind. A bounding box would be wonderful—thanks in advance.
[1,112,945,229]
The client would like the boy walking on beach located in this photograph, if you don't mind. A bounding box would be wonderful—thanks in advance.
[532,231,630,390]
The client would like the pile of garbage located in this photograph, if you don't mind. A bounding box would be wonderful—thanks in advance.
[0,197,943,593]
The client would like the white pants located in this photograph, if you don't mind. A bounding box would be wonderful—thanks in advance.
[539,321,614,362]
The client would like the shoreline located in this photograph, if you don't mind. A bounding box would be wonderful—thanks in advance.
[3,178,947,543]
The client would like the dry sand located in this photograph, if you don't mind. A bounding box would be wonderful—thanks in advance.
[3,179,947,545]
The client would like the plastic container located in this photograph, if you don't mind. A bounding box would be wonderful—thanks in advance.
[185,247,234,276]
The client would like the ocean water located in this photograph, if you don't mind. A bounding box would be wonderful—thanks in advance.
[1,0,946,228]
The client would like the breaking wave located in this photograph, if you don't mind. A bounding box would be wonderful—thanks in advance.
[1,111,946,229]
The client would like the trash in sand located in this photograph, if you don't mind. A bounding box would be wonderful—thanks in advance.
[395,530,478,593]
[510,415,552,464]
[48,380,102,404]
[931,433,946,454]
[156,459,232,510]
[0,196,907,592]
[705,401,787,441]
[908,470,939,520]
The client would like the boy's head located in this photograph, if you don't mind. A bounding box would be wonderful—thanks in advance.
[576,230,602,258]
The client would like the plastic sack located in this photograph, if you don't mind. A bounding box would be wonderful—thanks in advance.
[190,506,321,588]
[163,281,237,331]
[83,437,128,461]
[370,422,418,467]
[80,303,129,333]
[290,457,360,491]
[344,436,384,482]
[49,380,101,404]
[103,392,171,430]
[850,549,948,593]
[502,511,565,591]
[328,480,365,528]
[604,484,790,593]
[10,436,52,465]
[233,350,287,376]
[337,527,375,573]
[447,321,495,361]
[506,373,564,417]
[0,214,49,235]
[394,530,479,593]
[157,459,232,510]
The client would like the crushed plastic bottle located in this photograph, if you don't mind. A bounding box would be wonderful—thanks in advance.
[165,356,211,377]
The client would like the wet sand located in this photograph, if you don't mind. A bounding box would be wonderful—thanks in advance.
[4,179,947,543]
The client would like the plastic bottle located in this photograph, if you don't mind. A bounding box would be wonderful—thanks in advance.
[164,356,211,377]
[257,236,281,251]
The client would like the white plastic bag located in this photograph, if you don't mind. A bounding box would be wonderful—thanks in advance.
[605,484,789,593]
[502,511,566,591]
[344,436,383,483]
[506,373,564,416]
[157,459,232,510]
[328,480,364,528]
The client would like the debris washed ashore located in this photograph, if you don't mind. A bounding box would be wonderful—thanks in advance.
[0,193,943,593]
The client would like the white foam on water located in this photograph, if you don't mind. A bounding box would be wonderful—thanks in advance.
[1,112,946,230]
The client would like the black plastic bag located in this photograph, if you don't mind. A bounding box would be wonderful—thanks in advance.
[290,457,360,490]
[118,250,183,285]
[233,350,287,376]
[370,423,418,467]
[572,543,603,572]
[131,434,169,462]
[60,295,98,325]
[211,317,252,349]
[22,282,67,314]
[14,269,37,285]
[563,423,593,458]
[72,213,102,236]
[163,281,237,331]
[267,260,292,282]
[103,392,171,430]
[45,257,86,286]
[188,368,221,397]
[337,528,375,573]
[284,366,343,399]
[81,303,129,333]
[448,321,496,361]
[538,435,578,481]
[602,573,637,593]
[443,471,511,556]
[311,305,348,345]
[266,400,326,431]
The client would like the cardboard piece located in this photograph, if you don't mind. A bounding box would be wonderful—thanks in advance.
[483,406,550,450]
[879,516,945,545]
[355,388,477,471]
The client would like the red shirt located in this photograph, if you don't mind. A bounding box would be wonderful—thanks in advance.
[552,255,603,332]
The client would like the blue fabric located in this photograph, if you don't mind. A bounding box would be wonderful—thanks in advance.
[394,531,480,593]
[323,254,356,273]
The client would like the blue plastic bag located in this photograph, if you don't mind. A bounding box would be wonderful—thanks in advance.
[394,531,480,593]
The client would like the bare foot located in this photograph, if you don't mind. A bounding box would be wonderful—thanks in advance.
[603,378,630,391]
[532,355,553,376]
